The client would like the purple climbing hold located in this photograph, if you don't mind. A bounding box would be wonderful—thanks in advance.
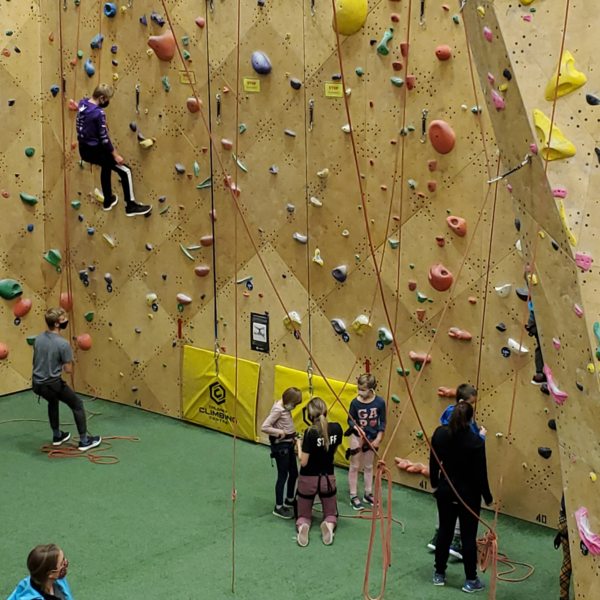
[50,85,60,97]
[140,14,148,26]
[332,265,347,283]
[158,196,166,203]
[151,11,165,27]
[90,33,104,50]
[84,58,95,77]
[290,78,302,90]
[110,45,118,54]
[251,51,272,75]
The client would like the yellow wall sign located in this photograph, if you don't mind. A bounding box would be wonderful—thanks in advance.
[273,365,358,467]
[182,346,260,442]
[243,78,260,92]
[324,82,344,97]
[179,71,196,84]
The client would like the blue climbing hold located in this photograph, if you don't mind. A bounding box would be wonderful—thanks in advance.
[50,85,60,97]
[251,51,272,75]
[84,58,95,78]
[27,224,34,232]
[110,45,118,54]
[90,33,104,50]
[140,14,148,26]
[151,11,165,26]
[103,3,117,17]
[87,228,95,235]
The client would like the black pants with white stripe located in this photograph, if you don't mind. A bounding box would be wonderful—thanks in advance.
[79,143,134,206]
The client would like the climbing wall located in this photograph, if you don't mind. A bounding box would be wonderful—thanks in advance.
[3,0,586,531]
[462,1,600,596]
[0,1,47,393]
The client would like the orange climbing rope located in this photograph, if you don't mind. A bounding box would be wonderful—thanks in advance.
[40,436,140,465]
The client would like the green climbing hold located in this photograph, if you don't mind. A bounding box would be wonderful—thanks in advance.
[194,161,200,177]
[182,36,189,46]
[197,177,212,190]
[19,192,38,206]
[44,249,62,270]
[0,279,23,300]
[26,335,37,346]
[25,147,35,157]
[356,68,364,77]
[77,50,83,58]
[377,28,394,56]
[407,125,415,132]
[159,205,170,215]
[408,179,417,189]
[387,238,399,249]
[78,161,85,169]
[396,367,410,376]
[162,77,170,92]
[391,394,400,403]
[239,124,246,134]
[183,50,190,60]
[594,322,600,359]
[417,292,428,303]
[71,200,81,209]
[409,263,414,269]
[415,361,423,371]
[180,244,195,261]
[84,312,94,322]
[232,153,248,173]
[391,77,404,88]
[416,430,424,438]
[453,15,460,24]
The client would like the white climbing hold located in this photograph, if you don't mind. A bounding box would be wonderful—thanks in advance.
[293,232,308,244]
[146,293,158,306]
[515,239,523,257]
[103,234,116,248]
[331,318,346,334]
[342,124,351,133]
[342,230,350,237]
[317,168,329,179]
[352,314,371,335]
[283,311,302,331]
[310,197,322,207]
[508,338,529,355]
[494,284,511,298]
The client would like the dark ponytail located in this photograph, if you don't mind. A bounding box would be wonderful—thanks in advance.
[449,402,473,436]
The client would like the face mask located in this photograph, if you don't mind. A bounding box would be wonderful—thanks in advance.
[99,100,110,108]
[284,404,295,411]
[58,559,68,579]
[357,390,370,398]
[58,320,69,330]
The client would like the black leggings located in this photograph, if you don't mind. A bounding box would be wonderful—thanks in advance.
[79,143,135,206]
[271,443,298,506]
[435,483,480,581]
[32,379,87,436]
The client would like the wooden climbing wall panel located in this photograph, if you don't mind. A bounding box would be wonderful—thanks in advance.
[462,1,600,596]
[4,0,591,536]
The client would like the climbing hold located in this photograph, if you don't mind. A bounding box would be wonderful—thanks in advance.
[196,17,206,28]
[269,165,278,175]
[148,30,176,61]
[84,312,95,323]
[332,0,368,35]
[586,94,600,106]
[594,323,600,359]
[545,51,587,101]
[391,77,404,88]
[342,124,351,133]
[376,28,394,55]
[556,199,577,247]
[448,327,472,341]
[491,90,505,111]
[19,192,38,207]
[25,147,35,157]
[392,61,403,71]
[44,249,62,271]
[332,266,347,283]
[110,46,117,54]
[221,139,233,150]
[290,78,302,90]
[428,263,453,292]
[352,315,371,335]
[77,334,92,351]
[356,68,363,76]
[151,11,165,26]
[0,279,23,300]
[406,76,415,90]
[428,120,456,154]
[548,419,557,431]
[427,182,437,193]
[553,188,568,198]
[283,311,302,331]
[0,343,8,360]
[13,298,32,318]
[331,319,346,335]
[409,351,431,364]
[416,292,429,303]
[378,328,393,346]
[90,33,104,50]
[428,160,437,172]
[477,5,485,16]
[446,216,466,237]
[435,45,452,61]
[438,387,456,398]
[284,129,296,137]
[533,109,576,161]
[194,162,200,177]
[391,394,400,404]
[177,294,192,305]
[387,238,399,249]
[508,338,529,355]
[60,292,73,312]
[538,447,552,459]
[293,232,308,244]
[543,364,568,404]
[575,253,592,271]
[187,97,201,113]
[494,284,511,298]
[416,309,426,321]
[162,77,171,92]
[200,236,214,247]
[312,249,323,266]
[286,204,295,213]
[195,266,210,277]
[175,163,185,175]
[317,168,329,179]
[84,59,95,77]
[251,51,272,75]
[483,27,493,42]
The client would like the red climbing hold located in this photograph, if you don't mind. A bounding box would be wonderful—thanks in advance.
[13,298,32,318]
[195,266,211,277]
[77,334,92,351]
[406,76,415,90]
[392,61,403,71]
[435,45,452,61]
[428,120,456,155]
[187,97,202,113]
[0,342,8,360]
[60,292,73,312]
[195,17,206,28]
[427,182,436,192]
[200,235,214,247]
[147,30,176,61]
[400,42,409,57]
[436,236,445,247]
[408,280,417,291]
[428,160,437,172]
[391,13,400,22]
[446,215,467,237]
[417,309,426,321]
[428,263,453,292]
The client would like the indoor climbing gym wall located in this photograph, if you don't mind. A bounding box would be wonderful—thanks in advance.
[5,0,600,556]
[462,1,600,597]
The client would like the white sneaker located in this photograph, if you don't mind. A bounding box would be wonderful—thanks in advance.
[321,521,335,545]
[297,523,309,547]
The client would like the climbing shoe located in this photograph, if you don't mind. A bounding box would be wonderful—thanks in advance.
[79,436,101,452]
[540,383,550,396]
[272,505,293,520]
[427,531,438,551]
[297,523,309,547]
[52,431,71,446]
[103,195,118,211]
[363,492,375,506]
[531,373,547,385]
[350,496,364,511]
[321,521,335,546]
[126,203,152,217]
[462,578,485,593]
[433,572,446,586]
[450,535,463,559]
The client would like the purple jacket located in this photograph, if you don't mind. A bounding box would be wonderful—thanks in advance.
[76,98,114,151]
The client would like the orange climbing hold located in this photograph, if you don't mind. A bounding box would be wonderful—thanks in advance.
[13,298,32,318]
[429,120,456,154]
[77,334,92,351]
[438,387,457,397]
[0,342,8,360]
[448,327,472,340]
[147,29,175,61]
[60,292,73,312]
[428,263,453,292]
[187,97,202,113]
[416,309,426,321]
[446,215,467,237]
[409,351,432,364]
[435,45,452,61]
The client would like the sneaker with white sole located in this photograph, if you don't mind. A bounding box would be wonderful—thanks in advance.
[79,435,101,452]
[450,534,463,559]
[321,521,334,546]
[433,572,446,586]
[103,195,118,211]
[52,431,71,446]
[531,373,547,386]
[462,578,485,593]
[272,505,294,520]
[363,492,375,506]
[297,523,309,547]
[427,531,438,551]
[126,203,152,217]
[350,496,364,511]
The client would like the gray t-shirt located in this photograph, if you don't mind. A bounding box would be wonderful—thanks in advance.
[32,330,73,384]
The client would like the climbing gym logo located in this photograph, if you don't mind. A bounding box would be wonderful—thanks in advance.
[198,380,236,425]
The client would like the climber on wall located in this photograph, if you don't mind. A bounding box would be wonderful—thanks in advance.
[77,84,152,217]
[524,267,548,393]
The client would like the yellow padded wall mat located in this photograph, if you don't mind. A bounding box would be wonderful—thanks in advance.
[182,346,259,442]
[274,365,359,468]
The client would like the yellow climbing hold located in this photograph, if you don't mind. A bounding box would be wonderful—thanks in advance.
[140,138,154,149]
[545,51,587,101]
[477,6,485,17]
[332,0,368,36]
[590,472,597,483]
[588,362,595,373]
[521,0,535,4]
[312,248,324,266]
[557,199,577,247]
[533,109,576,161]
[352,314,371,335]
[94,188,104,203]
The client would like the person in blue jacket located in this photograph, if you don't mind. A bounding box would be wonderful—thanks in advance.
[427,384,486,559]
[8,544,75,600]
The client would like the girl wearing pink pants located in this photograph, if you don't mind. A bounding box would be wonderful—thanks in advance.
[295,398,343,547]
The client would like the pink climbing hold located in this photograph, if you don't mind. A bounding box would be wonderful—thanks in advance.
[195,17,206,28]
[428,160,437,172]
[491,90,505,111]
[187,97,202,113]
[552,338,561,349]
[574,304,583,317]
[200,235,214,247]
[435,45,452,61]
[483,27,493,42]
[553,188,568,198]
[507,184,513,193]
[575,253,593,271]
[221,139,233,150]
[523,14,532,22]
[543,364,568,405]
[487,73,495,85]
[147,30,176,61]
[448,327,472,340]
[177,293,193,305]
[409,351,432,364]
[0,342,8,360]
[1,189,9,198]
[530,144,538,154]
[76,334,92,351]
[428,263,453,292]
[575,507,600,556]
[428,120,456,155]
[446,216,467,237]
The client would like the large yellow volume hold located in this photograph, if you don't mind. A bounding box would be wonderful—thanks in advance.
[332,0,368,36]
[533,109,576,161]
[545,51,587,101]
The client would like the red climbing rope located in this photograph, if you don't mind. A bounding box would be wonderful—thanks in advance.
[40,436,140,465]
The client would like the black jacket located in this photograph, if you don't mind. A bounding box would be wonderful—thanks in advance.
[429,424,493,505]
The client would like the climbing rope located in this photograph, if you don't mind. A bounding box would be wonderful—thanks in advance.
[40,436,140,465]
